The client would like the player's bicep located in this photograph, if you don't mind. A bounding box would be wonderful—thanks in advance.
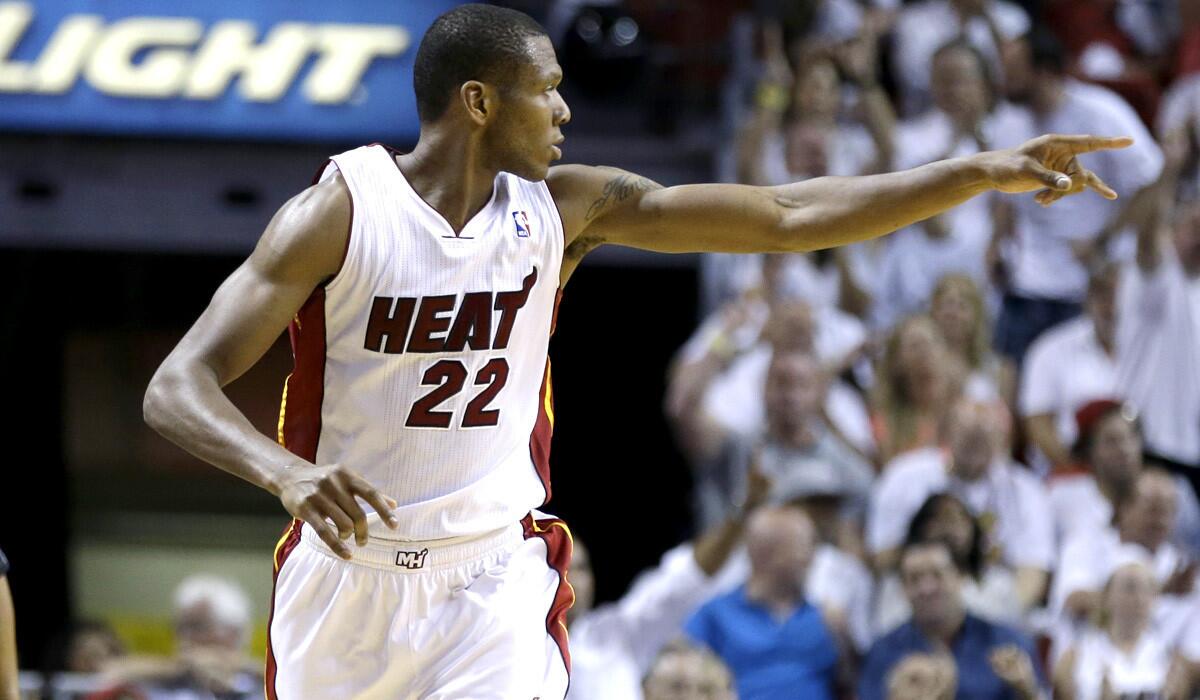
[550,165,786,255]
[166,177,350,386]
[600,183,786,253]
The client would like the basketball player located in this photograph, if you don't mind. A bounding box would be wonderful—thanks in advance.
[143,4,1131,698]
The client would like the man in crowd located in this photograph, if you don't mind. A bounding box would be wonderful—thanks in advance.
[566,470,769,699]
[1047,398,1200,549]
[1020,263,1121,473]
[642,643,737,700]
[1115,189,1200,484]
[860,539,1043,700]
[867,398,1053,613]
[995,28,1162,363]
[685,507,843,699]
[96,575,261,699]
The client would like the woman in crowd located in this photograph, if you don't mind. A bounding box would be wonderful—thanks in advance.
[929,274,1016,409]
[1052,561,1192,699]
[871,316,962,466]
[875,492,1026,635]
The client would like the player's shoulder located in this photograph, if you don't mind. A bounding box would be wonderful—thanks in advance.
[251,170,351,281]
[545,164,629,200]
[546,164,660,239]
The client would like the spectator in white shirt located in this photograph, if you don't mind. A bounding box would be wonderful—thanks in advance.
[642,642,736,700]
[1052,561,1193,700]
[993,27,1163,364]
[873,42,1035,330]
[890,0,1030,117]
[1019,263,1120,474]
[1047,399,1200,551]
[1115,191,1200,478]
[1051,470,1199,656]
[867,398,1054,612]
[566,470,771,700]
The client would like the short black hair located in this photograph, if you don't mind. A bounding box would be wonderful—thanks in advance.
[412,4,549,123]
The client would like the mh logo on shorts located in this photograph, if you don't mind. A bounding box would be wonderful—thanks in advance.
[395,548,429,569]
[512,210,532,238]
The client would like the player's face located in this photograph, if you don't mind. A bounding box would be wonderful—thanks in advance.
[483,36,570,181]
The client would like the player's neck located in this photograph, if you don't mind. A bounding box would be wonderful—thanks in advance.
[397,132,499,235]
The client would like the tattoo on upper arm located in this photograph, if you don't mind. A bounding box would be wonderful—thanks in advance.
[564,234,603,262]
[584,174,662,222]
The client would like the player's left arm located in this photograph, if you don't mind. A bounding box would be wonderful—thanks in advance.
[549,134,1131,283]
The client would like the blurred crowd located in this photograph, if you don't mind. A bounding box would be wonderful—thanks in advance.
[566,0,1200,697]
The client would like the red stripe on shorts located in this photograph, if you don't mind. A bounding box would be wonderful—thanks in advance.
[522,513,575,682]
[264,519,303,700]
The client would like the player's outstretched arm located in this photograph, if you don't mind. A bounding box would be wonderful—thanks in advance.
[143,174,396,559]
[549,134,1132,266]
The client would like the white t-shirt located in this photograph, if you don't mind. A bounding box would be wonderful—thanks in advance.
[1158,72,1200,141]
[867,447,1055,570]
[761,124,878,185]
[891,0,1030,116]
[698,344,875,457]
[1116,252,1200,465]
[1051,527,1200,655]
[567,544,710,700]
[1049,472,1200,559]
[1019,316,1119,458]
[993,80,1163,301]
[1071,627,1173,700]
[711,544,876,653]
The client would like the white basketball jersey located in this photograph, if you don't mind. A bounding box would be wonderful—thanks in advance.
[278,144,564,541]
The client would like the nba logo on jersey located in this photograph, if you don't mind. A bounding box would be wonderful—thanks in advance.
[512,210,532,238]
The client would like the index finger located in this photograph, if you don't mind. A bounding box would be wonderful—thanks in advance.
[1048,134,1134,154]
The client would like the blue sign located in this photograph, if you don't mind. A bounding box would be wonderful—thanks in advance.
[0,0,462,142]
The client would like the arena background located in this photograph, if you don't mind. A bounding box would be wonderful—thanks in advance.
[0,0,734,672]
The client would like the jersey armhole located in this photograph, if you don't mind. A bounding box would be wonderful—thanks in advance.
[311,158,355,291]
[537,180,567,290]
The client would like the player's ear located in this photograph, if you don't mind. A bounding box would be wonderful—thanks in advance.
[460,80,491,126]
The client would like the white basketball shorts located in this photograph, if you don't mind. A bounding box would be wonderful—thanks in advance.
[265,512,573,699]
